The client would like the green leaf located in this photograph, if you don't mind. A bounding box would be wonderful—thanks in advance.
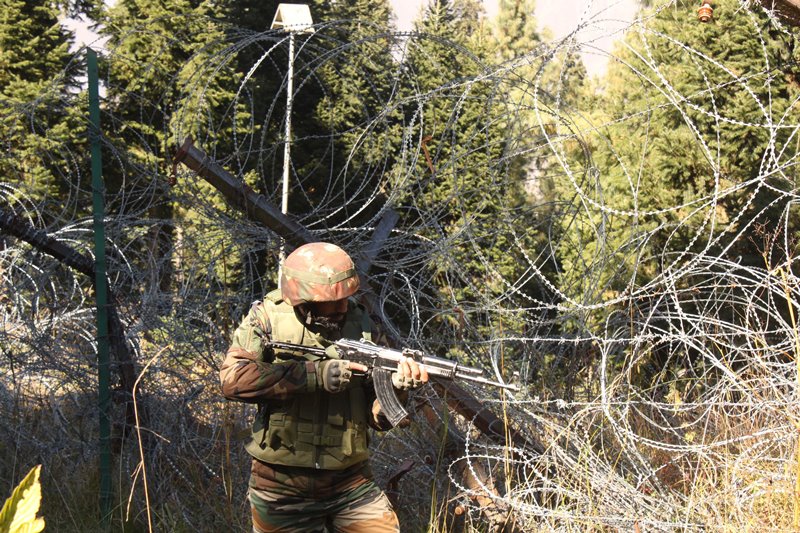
[0,465,46,533]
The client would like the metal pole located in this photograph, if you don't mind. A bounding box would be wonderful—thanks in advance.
[87,47,112,529]
[281,32,295,219]
[278,31,295,284]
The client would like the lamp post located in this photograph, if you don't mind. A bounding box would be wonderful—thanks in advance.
[271,4,315,280]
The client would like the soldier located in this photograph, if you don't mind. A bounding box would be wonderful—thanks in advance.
[220,242,428,532]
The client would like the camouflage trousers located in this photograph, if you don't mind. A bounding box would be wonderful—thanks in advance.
[249,459,399,533]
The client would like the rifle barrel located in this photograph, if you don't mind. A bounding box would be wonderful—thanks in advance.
[458,374,519,391]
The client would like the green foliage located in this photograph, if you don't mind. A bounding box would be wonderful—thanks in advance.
[101,0,238,174]
[556,0,800,307]
[295,0,402,227]
[400,0,502,299]
[543,0,800,401]
[313,0,401,163]
[100,0,247,303]
[387,0,548,359]
[491,0,541,62]
[0,0,88,213]
[0,0,77,101]
[0,465,45,533]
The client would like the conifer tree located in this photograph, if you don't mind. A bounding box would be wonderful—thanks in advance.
[221,0,401,231]
[489,0,585,200]
[0,0,87,213]
[100,0,242,307]
[307,0,401,226]
[393,0,542,354]
[548,0,800,395]
[556,0,799,306]
[492,0,541,62]
[292,0,401,229]
[97,0,403,310]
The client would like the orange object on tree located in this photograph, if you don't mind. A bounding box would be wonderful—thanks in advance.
[698,1,713,22]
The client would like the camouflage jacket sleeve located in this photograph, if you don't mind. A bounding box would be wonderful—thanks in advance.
[219,303,318,402]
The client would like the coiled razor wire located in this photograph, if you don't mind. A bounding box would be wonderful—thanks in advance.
[1,1,799,530]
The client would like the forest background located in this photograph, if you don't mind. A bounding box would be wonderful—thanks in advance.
[1,0,800,531]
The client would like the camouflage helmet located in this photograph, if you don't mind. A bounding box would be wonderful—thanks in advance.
[280,242,360,306]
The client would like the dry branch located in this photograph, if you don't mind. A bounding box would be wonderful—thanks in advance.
[758,0,800,26]
[0,205,145,438]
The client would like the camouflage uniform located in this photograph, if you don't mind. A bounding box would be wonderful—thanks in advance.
[249,461,398,532]
[220,243,399,533]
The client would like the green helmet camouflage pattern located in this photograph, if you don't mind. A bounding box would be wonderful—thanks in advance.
[280,242,360,306]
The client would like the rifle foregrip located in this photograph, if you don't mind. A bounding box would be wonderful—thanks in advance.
[373,368,409,427]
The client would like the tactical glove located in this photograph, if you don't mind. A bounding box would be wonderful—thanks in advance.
[391,372,425,391]
[316,359,354,393]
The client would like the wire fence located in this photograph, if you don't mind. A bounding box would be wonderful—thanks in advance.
[1,1,799,531]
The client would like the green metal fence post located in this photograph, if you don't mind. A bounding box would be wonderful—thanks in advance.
[87,47,112,528]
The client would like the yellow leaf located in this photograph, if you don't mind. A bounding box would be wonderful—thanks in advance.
[666,384,683,409]
[0,465,46,533]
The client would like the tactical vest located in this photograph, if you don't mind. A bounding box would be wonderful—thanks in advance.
[245,290,373,470]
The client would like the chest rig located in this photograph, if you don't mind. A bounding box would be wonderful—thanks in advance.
[245,290,373,470]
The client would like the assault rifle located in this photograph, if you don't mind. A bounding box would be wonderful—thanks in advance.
[270,338,518,426]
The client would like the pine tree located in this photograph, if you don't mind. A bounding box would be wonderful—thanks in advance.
[292,0,401,229]
[556,0,799,305]
[389,0,543,357]
[100,0,242,309]
[176,0,405,309]
[0,0,88,214]
[548,0,800,397]
[492,0,541,61]
[102,0,404,308]
[220,0,401,230]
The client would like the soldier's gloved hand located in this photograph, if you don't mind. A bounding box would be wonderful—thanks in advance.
[391,355,429,391]
[316,360,367,393]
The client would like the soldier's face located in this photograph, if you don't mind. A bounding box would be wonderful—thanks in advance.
[304,299,348,332]
[309,299,348,320]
